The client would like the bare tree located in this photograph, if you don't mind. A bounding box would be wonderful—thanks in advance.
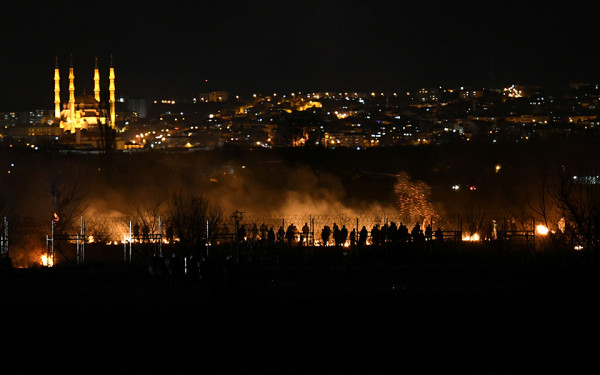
[521,167,564,229]
[126,194,167,241]
[552,170,600,258]
[166,192,223,254]
[47,168,90,235]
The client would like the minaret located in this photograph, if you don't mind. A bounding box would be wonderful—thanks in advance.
[68,54,76,125]
[54,57,61,119]
[94,57,100,102]
[109,54,115,127]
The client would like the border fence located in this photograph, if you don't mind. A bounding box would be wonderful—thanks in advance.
[0,211,575,269]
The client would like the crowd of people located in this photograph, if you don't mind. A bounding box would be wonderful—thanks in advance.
[232,220,445,248]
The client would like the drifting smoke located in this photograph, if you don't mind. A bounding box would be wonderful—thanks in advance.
[1,149,449,266]
[199,163,402,224]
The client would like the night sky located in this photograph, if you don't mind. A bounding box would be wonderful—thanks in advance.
[0,0,598,110]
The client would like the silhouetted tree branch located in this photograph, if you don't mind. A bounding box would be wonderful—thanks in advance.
[166,192,223,254]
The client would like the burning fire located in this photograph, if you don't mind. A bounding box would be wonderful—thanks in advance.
[462,233,480,241]
[41,254,53,267]
[536,225,549,235]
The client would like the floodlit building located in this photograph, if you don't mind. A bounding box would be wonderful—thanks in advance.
[54,55,116,138]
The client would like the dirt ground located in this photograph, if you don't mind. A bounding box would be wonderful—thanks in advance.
[2,258,599,374]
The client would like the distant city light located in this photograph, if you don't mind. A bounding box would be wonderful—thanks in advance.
[503,85,523,98]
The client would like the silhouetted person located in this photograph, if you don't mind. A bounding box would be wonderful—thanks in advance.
[302,223,310,245]
[398,223,409,243]
[292,223,299,243]
[411,223,420,243]
[321,225,331,246]
[340,225,348,246]
[359,226,368,247]
[333,225,341,246]
[435,227,443,242]
[349,229,356,247]
[388,222,398,245]
[277,226,285,243]
[250,223,258,242]
[286,224,295,245]
[267,227,278,263]
[381,223,388,245]
[260,223,269,241]
[371,224,380,246]
[425,224,433,241]
[267,227,275,245]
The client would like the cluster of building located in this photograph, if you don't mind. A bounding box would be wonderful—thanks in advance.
[1,60,599,151]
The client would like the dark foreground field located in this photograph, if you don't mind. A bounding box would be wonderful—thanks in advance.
[2,255,600,374]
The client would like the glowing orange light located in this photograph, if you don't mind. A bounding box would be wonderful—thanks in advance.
[41,254,53,267]
[462,233,480,241]
[536,225,549,235]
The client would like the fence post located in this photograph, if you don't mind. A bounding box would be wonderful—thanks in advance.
[51,219,55,265]
[158,216,163,256]
[531,216,536,251]
[204,219,208,257]
[79,216,85,265]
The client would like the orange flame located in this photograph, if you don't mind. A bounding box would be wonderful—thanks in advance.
[462,233,480,241]
[41,254,53,267]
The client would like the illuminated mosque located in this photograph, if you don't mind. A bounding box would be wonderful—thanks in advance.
[54,55,116,136]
